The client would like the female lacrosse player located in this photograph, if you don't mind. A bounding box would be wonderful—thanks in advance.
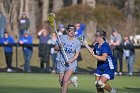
[54,24,81,93]
[84,30,117,93]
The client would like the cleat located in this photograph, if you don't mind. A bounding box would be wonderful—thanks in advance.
[71,76,78,87]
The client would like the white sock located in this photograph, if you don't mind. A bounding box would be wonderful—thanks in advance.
[110,88,116,93]
[111,88,114,92]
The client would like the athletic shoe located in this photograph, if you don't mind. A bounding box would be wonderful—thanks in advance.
[7,68,12,72]
[129,73,133,76]
[119,72,122,76]
[71,76,78,87]
[51,70,56,73]
[114,72,118,76]
[28,70,31,73]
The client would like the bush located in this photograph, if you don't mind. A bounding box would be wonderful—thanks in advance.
[56,4,124,27]
[56,4,95,24]
[93,5,124,28]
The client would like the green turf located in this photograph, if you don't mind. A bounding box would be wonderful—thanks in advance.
[0,73,140,93]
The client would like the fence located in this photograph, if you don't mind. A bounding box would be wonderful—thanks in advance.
[0,44,140,73]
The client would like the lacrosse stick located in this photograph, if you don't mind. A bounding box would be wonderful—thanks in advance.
[47,13,69,67]
[82,37,94,54]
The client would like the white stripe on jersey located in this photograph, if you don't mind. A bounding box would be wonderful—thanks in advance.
[107,56,114,69]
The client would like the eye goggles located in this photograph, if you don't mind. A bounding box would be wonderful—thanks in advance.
[94,32,101,38]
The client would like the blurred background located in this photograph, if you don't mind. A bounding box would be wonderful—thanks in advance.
[0,0,140,74]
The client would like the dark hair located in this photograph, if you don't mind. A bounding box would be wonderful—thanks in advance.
[96,30,106,40]
[66,24,76,32]
[4,31,9,34]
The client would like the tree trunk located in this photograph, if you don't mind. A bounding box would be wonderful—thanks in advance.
[19,0,24,19]
[125,0,135,35]
[82,0,96,43]
[0,0,6,16]
[52,0,63,12]
[125,0,135,18]
[42,0,49,22]
[28,0,36,36]
[82,0,96,8]
[9,0,19,37]
[72,0,77,5]
[86,21,96,44]
[25,0,29,17]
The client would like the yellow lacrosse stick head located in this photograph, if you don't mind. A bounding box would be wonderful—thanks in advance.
[47,13,56,28]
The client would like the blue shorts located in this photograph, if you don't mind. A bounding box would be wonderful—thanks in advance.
[57,61,77,73]
[94,67,115,80]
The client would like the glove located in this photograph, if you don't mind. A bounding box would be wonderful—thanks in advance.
[65,62,69,67]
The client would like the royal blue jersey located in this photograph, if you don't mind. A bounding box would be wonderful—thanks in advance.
[0,36,15,53]
[94,42,115,70]
[18,35,33,51]
[75,24,86,38]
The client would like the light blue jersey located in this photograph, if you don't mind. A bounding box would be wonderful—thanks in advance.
[56,35,81,73]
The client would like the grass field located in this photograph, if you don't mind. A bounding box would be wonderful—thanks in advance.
[0,73,140,93]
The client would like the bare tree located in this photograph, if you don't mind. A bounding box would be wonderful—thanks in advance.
[28,0,36,36]
[53,0,63,12]
[25,0,30,17]
[19,0,24,19]
[125,0,135,18]
[82,0,96,8]
[72,0,78,5]
[125,0,135,35]
[10,0,20,38]
[82,0,96,43]
[0,0,6,16]
[42,0,49,22]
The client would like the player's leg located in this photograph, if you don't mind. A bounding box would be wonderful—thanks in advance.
[62,69,73,93]
[67,61,78,87]
[56,61,65,93]
[99,75,116,93]
[99,76,111,91]
[95,76,104,93]
[59,73,64,87]
[59,71,76,87]
[94,68,105,93]
[59,73,65,93]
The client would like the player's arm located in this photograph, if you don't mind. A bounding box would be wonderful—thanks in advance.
[86,47,108,61]
[54,36,63,51]
[68,40,81,64]
[83,40,94,54]
[84,40,108,61]
[91,53,108,61]
[67,51,80,64]
[54,44,61,51]
[54,42,62,51]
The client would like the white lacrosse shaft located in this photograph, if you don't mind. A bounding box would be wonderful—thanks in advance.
[83,40,94,54]
[53,20,69,62]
